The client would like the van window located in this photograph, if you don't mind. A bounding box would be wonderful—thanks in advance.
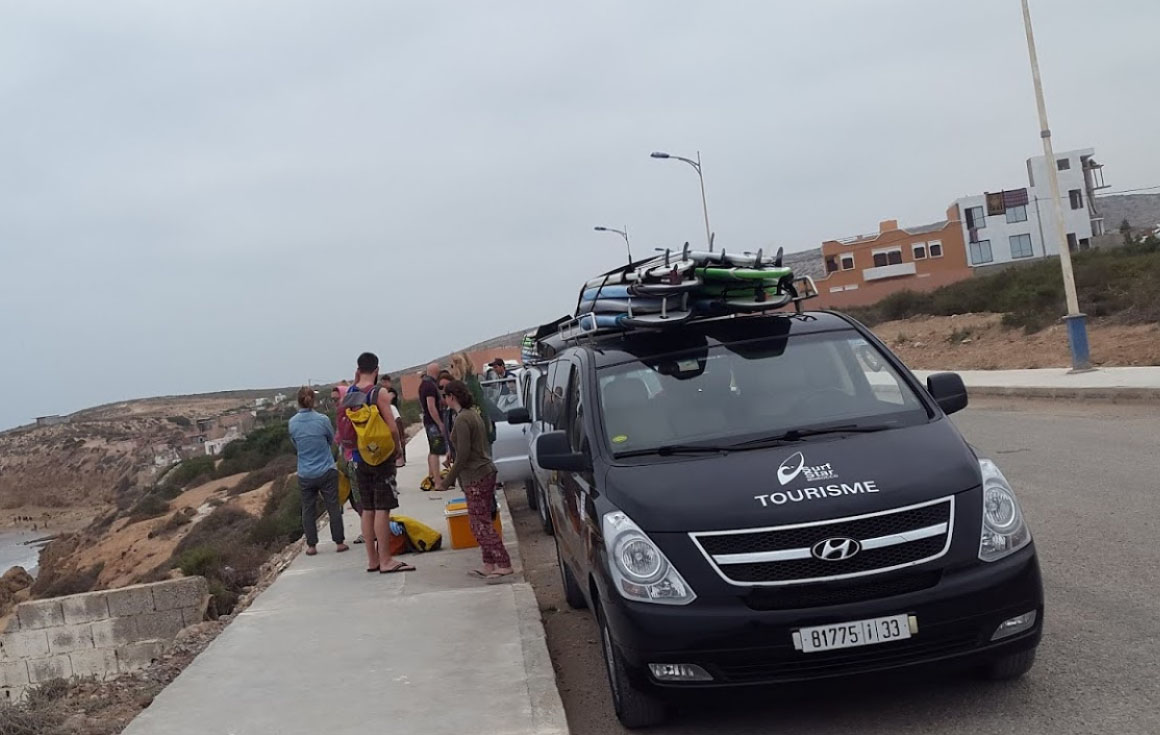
[597,331,928,454]
[565,367,585,452]
[480,373,522,422]
[544,361,574,430]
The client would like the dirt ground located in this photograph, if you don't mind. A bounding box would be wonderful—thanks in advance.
[870,313,1160,369]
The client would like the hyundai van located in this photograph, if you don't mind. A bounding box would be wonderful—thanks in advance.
[514,310,1043,728]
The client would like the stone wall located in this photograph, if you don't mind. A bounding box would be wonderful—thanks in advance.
[0,577,209,701]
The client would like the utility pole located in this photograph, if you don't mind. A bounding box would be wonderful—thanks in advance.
[1021,0,1091,371]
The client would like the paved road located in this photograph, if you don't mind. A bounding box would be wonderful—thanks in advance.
[507,398,1160,734]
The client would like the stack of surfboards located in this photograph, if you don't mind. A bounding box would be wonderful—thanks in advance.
[574,244,797,330]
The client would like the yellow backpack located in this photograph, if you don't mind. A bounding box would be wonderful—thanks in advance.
[344,388,395,466]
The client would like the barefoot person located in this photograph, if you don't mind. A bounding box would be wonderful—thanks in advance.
[419,363,448,491]
[435,380,512,581]
[346,352,413,574]
[288,387,347,556]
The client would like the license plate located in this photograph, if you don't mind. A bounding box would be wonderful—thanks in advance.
[794,614,914,653]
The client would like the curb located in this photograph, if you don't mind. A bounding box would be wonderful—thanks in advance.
[499,486,570,735]
[966,386,1160,402]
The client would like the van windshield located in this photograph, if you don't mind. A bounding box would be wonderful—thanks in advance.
[597,331,929,455]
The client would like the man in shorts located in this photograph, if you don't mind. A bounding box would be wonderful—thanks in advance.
[419,362,448,491]
[350,352,412,573]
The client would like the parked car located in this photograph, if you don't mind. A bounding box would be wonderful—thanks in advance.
[509,363,553,534]
[479,370,533,486]
[512,309,1043,729]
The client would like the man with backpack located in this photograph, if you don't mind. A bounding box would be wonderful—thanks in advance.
[337,352,413,574]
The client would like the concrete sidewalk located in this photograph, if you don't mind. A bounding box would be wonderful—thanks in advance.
[912,366,1160,401]
[123,434,567,735]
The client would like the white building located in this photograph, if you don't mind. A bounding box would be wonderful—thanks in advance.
[954,148,1109,268]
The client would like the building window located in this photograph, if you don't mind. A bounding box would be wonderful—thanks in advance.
[1067,233,1078,252]
[829,287,843,294]
[840,255,855,270]
[969,240,993,265]
[965,206,986,231]
[845,284,859,291]
[825,256,838,273]
[1080,238,1091,251]
[1057,158,1071,171]
[1006,205,1028,223]
[1009,233,1034,259]
[872,248,903,268]
[928,240,943,258]
[1093,219,1106,236]
[1069,189,1084,210]
[913,243,927,260]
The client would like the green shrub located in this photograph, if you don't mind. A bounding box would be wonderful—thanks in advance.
[128,493,171,521]
[249,477,303,548]
[164,456,217,490]
[176,546,222,578]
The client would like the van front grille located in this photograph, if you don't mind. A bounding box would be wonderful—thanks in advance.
[690,496,954,586]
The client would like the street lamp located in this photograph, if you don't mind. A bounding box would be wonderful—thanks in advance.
[1020,0,1091,372]
[651,150,713,250]
[594,226,633,262]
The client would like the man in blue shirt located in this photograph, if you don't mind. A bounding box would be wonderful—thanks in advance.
[288,386,347,556]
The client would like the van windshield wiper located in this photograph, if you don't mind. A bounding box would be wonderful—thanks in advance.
[616,443,735,458]
[732,423,894,448]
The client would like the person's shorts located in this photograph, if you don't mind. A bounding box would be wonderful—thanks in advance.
[355,461,399,511]
[425,422,448,456]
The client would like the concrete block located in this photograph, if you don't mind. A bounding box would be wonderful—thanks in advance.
[151,578,209,612]
[48,624,94,654]
[91,617,138,649]
[27,655,72,683]
[61,593,110,625]
[132,610,184,641]
[1,615,20,633]
[15,599,64,630]
[0,661,29,688]
[116,641,167,673]
[69,649,118,680]
[105,586,155,617]
[180,605,206,628]
[0,630,50,659]
[0,686,26,703]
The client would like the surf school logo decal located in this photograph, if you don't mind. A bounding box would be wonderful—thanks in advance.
[777,451,838,486]
[756,452,877,508]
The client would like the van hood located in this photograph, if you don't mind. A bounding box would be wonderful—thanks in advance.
[603,418,980,533]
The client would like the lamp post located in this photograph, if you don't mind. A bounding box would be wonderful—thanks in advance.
[1020,0,1091,371]
[594,226,633,262]
[651,150,713,250]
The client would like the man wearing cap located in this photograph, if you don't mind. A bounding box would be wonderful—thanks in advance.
[484,358,513,394]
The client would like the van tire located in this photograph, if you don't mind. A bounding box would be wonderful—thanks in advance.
[537,479,554,536]
[597,603,667,729]
[556,538,586,610]
[525,480,539,510]
[982,649,1036,681]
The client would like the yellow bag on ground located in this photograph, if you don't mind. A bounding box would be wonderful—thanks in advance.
[345,402,395,465]
[392,514,443,552]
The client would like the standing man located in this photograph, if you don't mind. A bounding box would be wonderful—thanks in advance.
[419,362,448,491]
[485,358,514,395]
[346,353,412,573]
[378,374,407,467]
[289,387,347,556]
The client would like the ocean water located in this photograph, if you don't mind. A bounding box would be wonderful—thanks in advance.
[0,531,47,576]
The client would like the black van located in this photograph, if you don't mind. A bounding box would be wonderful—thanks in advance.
[518,310,1042,728]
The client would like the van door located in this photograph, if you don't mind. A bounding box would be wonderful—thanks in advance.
[556,359,596,568]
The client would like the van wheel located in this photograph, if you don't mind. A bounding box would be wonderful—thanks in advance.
[537,479,554,536]
[597,603,667,729]
[981,649,1037,681]
[525,480,538,510]
[555,538,586,610]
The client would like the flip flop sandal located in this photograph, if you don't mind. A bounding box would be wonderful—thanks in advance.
[485,572,514,585]
[336,544,350,553]
[467,569,490,578]
[305,548,318,556]
[366,567,381,573]
[380,562,416,574]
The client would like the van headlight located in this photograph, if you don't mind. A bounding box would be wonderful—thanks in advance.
[978,459,1032,562]
[603,511,696,605]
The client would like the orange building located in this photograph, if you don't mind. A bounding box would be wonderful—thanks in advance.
[814,206,972,309]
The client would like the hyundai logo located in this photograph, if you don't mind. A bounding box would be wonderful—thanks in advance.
[811,537,862,561]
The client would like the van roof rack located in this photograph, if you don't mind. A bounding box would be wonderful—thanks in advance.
[530,275,819,358]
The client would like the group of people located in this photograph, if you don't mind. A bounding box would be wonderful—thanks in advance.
[286,350,512,582]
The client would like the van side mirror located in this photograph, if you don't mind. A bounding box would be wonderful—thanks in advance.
[507,407,531,425]
[535,431,588,472]
[927,372,968,415]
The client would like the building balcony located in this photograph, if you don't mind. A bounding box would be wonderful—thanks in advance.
[862,262,917,281]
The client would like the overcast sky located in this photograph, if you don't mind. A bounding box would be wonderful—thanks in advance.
[2,0,1157,429]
